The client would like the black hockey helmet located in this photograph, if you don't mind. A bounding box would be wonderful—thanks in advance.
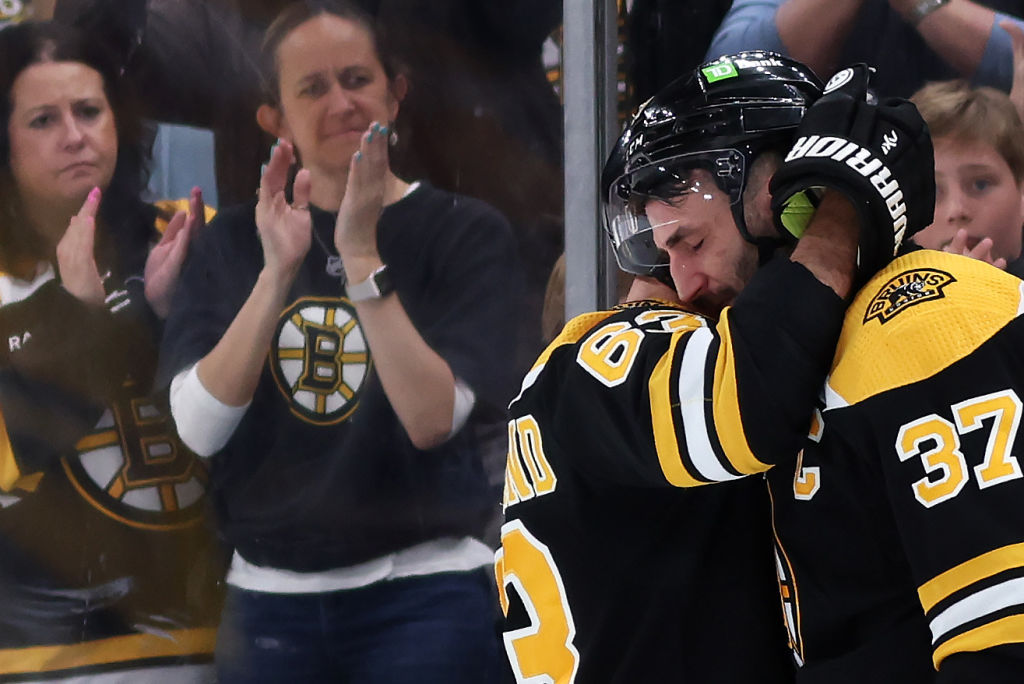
[602,50,823,277]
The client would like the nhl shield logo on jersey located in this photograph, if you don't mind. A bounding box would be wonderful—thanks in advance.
[270,296,370,425]
[863,268,956,324]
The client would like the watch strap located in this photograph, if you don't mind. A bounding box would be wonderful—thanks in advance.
[347,264,394,302]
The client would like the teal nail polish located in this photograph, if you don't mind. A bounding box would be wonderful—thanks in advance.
[355,151,362,161]
[260,163,267,175]
[367,130,374,143]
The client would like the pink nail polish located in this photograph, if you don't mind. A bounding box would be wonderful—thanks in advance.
[89,187,101,202]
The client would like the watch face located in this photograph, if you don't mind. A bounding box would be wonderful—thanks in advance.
[373,267,395,297]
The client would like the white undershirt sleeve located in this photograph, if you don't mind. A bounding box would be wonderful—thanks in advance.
[169,364,250,457]
[449,378,476,438]
[171,364,474,454]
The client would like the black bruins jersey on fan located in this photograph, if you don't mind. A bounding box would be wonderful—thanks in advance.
[0,201,224,681]
[766,250,1024,682]
[498,258,848,683]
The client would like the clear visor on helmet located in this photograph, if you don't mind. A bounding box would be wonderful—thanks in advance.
[603,149,745,276]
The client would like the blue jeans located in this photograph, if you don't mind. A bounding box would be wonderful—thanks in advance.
[214,568,502,683]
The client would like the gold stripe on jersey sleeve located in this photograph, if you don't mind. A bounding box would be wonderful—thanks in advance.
[932,614,1024,668]
[0,627,217,675]
[711,309,771,475]
[649,332,704,487]
[830,251,1022,406]
[0,408,41,493]
[918,542,1024,612]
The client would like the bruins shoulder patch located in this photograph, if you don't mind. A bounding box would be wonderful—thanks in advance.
[864,268,955,324]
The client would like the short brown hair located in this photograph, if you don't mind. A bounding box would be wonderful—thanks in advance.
[911,80,1024,183]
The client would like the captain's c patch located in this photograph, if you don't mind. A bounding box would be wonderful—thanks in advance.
[864,268,956,324]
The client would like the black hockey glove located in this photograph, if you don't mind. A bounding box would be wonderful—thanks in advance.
[769,64,934,281]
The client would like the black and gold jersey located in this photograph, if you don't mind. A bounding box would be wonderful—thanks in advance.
[0,204,225,681]
[498,257,847,683]
[769,249,1024,682]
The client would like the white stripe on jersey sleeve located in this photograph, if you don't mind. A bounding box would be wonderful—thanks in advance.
[677,327,743,482]
[928,575,1024,643]
[1017,281,1024,317]
[509,363,545,408]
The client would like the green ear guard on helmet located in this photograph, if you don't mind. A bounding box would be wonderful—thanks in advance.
[776,187,823,239]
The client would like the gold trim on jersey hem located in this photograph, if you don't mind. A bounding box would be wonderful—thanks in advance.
[919,542,1024,612]
[0,627,217,675]
[767,482,806,660]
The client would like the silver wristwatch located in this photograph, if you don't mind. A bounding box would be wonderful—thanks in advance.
[346,264,395,302]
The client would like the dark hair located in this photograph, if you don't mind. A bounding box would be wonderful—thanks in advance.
[0,21,154,275]
[259,0,401,105]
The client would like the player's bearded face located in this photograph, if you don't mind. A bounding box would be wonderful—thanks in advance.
[647,171,758,317]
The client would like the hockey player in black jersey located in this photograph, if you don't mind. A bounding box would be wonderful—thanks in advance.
[496,52,937,682]
[765,100,1024,682]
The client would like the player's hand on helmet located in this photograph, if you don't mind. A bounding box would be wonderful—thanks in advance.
[769,63,935,281]
[255,139,312,280]
[335,121,388,279]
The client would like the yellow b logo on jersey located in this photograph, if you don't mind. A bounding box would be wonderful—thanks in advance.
[270,296,371,425]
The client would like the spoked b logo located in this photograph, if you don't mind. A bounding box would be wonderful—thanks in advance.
[270,296,371,425]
